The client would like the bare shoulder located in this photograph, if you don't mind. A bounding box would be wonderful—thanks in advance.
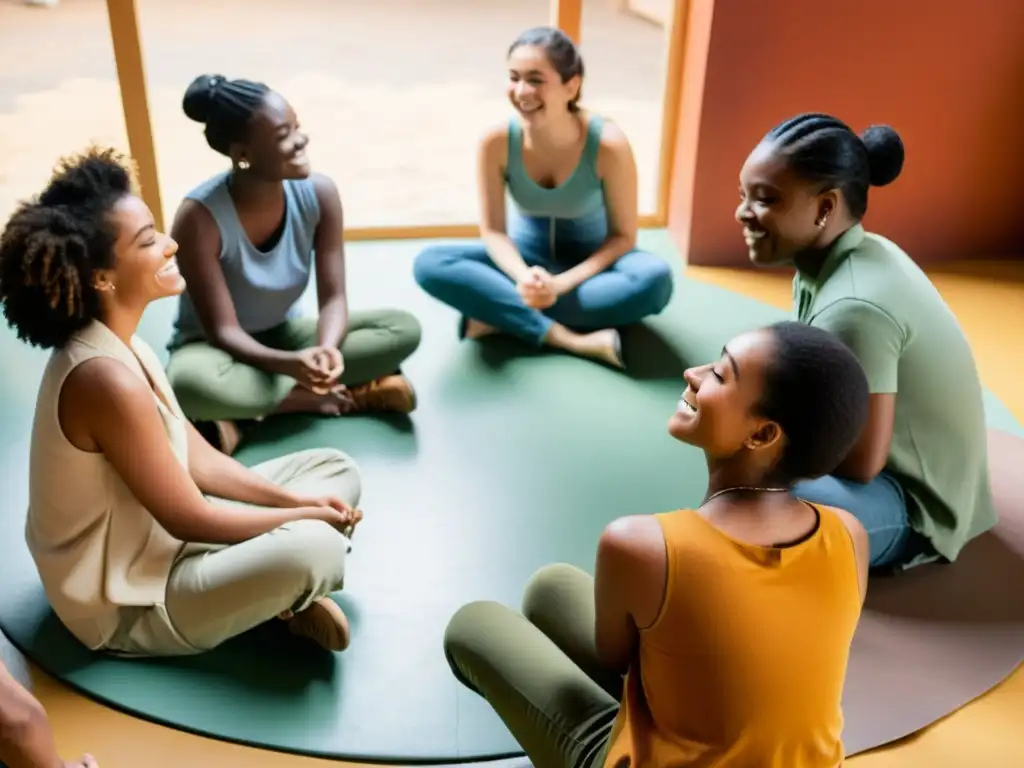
[599,514,665,561]
[63,355,149,408]
[479,122,509,162]
[310,171,340,199]
[827,505,870,552]
[593,116,635,176]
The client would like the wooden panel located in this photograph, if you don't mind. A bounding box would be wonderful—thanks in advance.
[105,0,163,231]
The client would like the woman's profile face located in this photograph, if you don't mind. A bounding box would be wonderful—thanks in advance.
[102,194,184,304]
[238,91,310,181]
[668,329,780,460]
[735,141,830,267]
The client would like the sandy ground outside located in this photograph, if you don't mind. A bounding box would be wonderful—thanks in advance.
[0,0,668,229]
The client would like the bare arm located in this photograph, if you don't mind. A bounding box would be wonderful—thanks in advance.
[477,126,531,283]
[593,514,668,672]
[831,508,871,604]
[834,394,895,482]
[60,358,333,544]
[310,173,349,349]
[554,121,638,294]
[0,660,65,768]
[810,299,902,483]
[170,200,295,375]
[185,420,303,508]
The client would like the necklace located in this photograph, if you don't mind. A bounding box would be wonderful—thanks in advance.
[702,485,789,505]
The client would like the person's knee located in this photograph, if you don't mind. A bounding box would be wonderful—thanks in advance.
[632,255,674,312]
[443,600,509,666]
[275,519,349,590]
[391,309,424,357]
[412,244,456,293]
[521,562,585,620]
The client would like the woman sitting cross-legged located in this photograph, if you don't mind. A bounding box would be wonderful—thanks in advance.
[167,73,423,453]
[0,147,363,656]
[444,321,872,767]
[413,27,673,369]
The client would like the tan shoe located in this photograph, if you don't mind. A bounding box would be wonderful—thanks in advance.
[288,597,351,651]
[348,374,417,414]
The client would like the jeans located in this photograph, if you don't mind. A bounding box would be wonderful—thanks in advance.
[412,212,674,345]
[793,471,928,569]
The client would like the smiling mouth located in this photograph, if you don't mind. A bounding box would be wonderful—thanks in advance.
[517,102,543,114]
[743,227,767,247]
[677,391,698,414]
[157,259,179,277]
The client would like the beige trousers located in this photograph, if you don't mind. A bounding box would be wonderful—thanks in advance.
[106,447,361,656]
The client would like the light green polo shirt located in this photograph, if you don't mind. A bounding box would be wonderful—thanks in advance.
[793,224,996,563]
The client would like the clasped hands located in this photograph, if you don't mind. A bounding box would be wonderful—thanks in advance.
[517,266,568,310]
[291,492,364,538]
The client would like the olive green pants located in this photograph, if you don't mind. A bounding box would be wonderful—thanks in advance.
[105,448,361,656]
[443,564,622,768]
[166,309,422,422]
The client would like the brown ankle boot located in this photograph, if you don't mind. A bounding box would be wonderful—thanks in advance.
[348,374,417,414]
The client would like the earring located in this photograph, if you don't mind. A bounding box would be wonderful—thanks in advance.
[816,216,828,228]
[237,159,250,170]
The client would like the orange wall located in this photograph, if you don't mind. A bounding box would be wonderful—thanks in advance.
[668,0,1024,268]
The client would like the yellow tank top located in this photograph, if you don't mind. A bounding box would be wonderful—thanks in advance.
[603,504,861,768]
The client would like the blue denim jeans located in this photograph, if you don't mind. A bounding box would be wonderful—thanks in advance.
[412,211,674,345]
[793,471,928,569]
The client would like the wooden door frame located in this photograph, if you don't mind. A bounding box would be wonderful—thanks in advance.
[105,0,690,241]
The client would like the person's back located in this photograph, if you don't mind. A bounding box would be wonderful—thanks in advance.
[796,227,996,563]
[604,504,861,767]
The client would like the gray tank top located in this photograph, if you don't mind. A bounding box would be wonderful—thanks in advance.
[169,171,321,349]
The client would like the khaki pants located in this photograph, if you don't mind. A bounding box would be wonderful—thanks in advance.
[107,448,361,656]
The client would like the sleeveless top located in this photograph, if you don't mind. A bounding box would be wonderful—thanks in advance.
[603,505,862,768]
[27,321,190,650]
[169,171,322,348]
[504,114,610,259]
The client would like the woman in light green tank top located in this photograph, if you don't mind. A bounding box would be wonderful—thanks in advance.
[413,27,674,368]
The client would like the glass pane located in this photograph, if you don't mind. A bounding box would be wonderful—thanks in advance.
[580,0,669,216]
[138,0,555,231]
[0,3,128,225]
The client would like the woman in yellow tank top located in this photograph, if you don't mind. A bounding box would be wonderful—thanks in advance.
[445,321,873,767]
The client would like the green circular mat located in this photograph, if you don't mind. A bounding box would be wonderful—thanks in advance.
[0,239,1019,763]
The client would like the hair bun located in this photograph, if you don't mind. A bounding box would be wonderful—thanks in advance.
[860,124,904,187]
[182,74,225,124]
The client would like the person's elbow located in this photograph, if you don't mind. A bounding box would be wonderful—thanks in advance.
[835,435,891,483]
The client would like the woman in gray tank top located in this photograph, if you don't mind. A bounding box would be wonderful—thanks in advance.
[166,74,423,453]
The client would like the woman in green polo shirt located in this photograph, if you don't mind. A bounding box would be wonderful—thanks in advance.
[732,112,996,571]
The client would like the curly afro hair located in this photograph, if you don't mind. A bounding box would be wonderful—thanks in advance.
[0,146,138,350]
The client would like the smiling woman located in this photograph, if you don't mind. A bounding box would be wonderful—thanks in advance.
[164,74,424,454]
[444,321,874,768]
[412,26,674,370]
[0,146,365,667]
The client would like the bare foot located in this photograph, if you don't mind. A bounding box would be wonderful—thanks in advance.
[464,318,499,339]
[546,325,624,369]
[275,384,353,416]
[212,420,242,455]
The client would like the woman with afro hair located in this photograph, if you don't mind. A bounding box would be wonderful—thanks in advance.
[0,147,365,657]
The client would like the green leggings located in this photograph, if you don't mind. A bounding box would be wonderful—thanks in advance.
[165,309,422,422]
[444,564,621,768]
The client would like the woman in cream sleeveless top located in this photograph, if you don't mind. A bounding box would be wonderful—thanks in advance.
[1,147,366,657]
[445,321,873,767]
